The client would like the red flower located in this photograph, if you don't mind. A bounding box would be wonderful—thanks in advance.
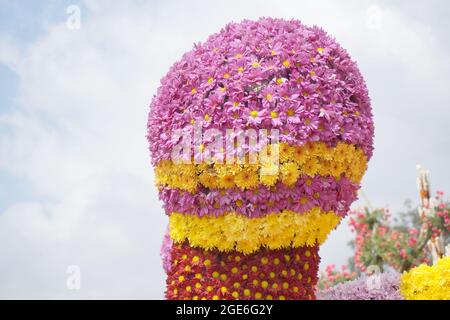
[400,249,407,259]
[166,242,319,300]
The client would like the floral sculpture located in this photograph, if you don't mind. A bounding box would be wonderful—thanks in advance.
[317,272,403,300]
[148,18,374,300]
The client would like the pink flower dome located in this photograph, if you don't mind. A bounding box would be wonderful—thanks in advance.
[148,17,373,165]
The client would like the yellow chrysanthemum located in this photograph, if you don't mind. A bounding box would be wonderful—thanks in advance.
[279,143,294,162]
[169,209,341,253]
[198,170,219,189]
[217,172,235,189]
[329,161,345,179]
[234,165,258,189]
[302,157,320,176]
[154,141,368,191]
[280,162,300,186]
[292,146,309,165]
[400,257,450,300]
[259,165,279,187]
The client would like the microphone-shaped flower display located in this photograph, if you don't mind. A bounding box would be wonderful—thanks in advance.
[148,18,374,300]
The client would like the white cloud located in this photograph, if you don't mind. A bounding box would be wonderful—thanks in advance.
[0,0,449,298]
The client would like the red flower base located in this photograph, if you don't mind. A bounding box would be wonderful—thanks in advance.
[166,242,319,300]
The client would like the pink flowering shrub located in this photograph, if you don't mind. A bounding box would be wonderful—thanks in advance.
[349,192,450,273]
[317,191,449,298]
[317,264,357,290]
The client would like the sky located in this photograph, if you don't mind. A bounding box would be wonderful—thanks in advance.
[0,0,449,299]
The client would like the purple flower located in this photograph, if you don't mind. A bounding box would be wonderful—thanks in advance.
[158,175,358,217]
[245,106,266,126]
[317,272,403,300]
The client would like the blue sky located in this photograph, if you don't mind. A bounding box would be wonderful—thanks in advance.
[0,63,18,114]
[0,1,50,212]
[0,0,449,299]
[0,2,29,212]
[0,0,88,212]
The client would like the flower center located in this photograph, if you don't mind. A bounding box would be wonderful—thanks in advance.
[250,110,259,118]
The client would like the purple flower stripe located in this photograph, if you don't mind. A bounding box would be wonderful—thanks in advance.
[159,175,359,217]
[316,272,403,300]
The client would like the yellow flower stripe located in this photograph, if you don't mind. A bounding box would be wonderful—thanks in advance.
[400,256,450,300]
[155,142,367,193]
[169,208,341,254]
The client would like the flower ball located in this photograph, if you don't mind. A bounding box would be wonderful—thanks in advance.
[148,18,374,300]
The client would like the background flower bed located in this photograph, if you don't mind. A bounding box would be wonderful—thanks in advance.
[317,188,450,299]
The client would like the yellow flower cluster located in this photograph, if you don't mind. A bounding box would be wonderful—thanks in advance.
[155,142,367,192]
[169,208,341,254]
[400,257,450,300]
